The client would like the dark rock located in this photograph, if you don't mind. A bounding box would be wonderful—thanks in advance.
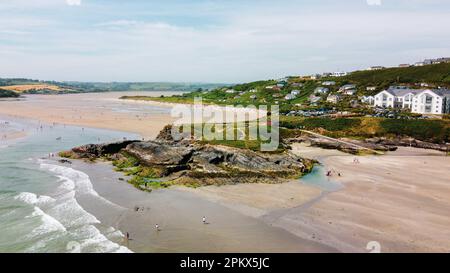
[72,140,139,158]
[125,141,194,166]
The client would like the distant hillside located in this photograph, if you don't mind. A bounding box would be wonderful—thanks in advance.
[0,89,20,98]
[0,78,227,94]
[335,63,450,92]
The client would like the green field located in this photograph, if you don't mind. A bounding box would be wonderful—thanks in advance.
[280,116,450,143]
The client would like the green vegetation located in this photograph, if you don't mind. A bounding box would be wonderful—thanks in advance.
[280,116,450,143]
[0,89,19,98]
[332,63,450,94]
[0,77,226,94]
[110,152,173,191]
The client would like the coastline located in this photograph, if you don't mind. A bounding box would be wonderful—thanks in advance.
[68,159,336,253]
[2,92,450,253]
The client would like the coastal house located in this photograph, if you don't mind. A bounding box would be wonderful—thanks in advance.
[285,94,296,100]
[339,84,356,92]
[399,64,410,68]
[414,62,425,67]
[411,89,450,115]
[367,66,385,71]
[291,83,304,88]
[374,90,396,108]
[314,87,329,94]
[322,81,336,86]
[361,95,375,105]
[326,94,341,104]
[366,86,377,91]
[332,71,348,77]
[308,94,322,104]
[291,90,301,96]
[250,95,257,100]
[343,89,357,96]
[225,89,236,94]
[374,87,450,114]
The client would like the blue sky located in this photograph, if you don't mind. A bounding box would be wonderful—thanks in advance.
[1,0,449,83]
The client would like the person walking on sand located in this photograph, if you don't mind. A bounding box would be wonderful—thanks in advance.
[126,232,130,241]
[202,216,207,224]
[155,224,160,231]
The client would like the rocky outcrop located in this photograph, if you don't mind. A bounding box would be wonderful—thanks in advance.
[365,137,450,152]
[285,136,394,154]
[71,140,139,158]
[65,138,314,187]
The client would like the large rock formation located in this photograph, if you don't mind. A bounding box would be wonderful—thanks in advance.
[65,138,314,187]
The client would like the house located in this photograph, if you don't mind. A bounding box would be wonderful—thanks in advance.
[249,89,257,93]
[322,81,336,86]
[310,74,321,80]
[332,71,348,77]
[339,84,356,92]
[291,83,304,88]
[326,94,341,104]
[314,87,329,94]
[277,83,285,88]
[374,87,421,109]
[291,90,301,96]
[308,94,322,104]
[412,89,450,115]
[366,86,377,91]
[398,64,410,68]
[374,87,450,114]
[343,89,357,96]
[414,62,425,67]
[266,86,281,91]
[225,89,236,94]
[322,72,332,77]
[250,95,257,100]
[285,94,296,100]
[367,66,385,71]
[361,95,375,105]
[374,90,396,108]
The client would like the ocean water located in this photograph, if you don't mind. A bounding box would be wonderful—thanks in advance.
[300,165,343,192]
[0,118,138,253]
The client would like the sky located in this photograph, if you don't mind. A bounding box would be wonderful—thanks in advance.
[1,0,449,83]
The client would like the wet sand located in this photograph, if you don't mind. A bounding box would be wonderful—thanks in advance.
[70,160,336,253]
[0,92,180,139]
[183,144,450,253]
[0,119,27,142]
[274,145,450,252]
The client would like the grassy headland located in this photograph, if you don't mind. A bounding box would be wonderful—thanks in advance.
[0,89,20,98]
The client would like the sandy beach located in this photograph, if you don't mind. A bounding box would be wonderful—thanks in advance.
[0,120,27,143]
[184,144,450,253]
[2,92,450,253]
[69,160,335,253]
[0,92,180,139]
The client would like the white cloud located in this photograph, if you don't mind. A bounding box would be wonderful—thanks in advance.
[66,0,81,6]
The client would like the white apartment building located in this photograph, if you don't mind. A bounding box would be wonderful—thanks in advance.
[374,87,450,114]
[412,89,450,115]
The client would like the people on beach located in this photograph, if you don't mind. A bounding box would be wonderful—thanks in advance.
[202,216,207,224]
[126,232,130,240]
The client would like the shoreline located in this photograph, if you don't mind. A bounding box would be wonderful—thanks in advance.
[67,159,336,253]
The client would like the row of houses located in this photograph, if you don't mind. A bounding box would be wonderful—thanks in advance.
[366,87,450,115]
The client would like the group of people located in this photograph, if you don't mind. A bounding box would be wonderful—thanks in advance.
[125,216,209,241]
[326,169,341,178]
